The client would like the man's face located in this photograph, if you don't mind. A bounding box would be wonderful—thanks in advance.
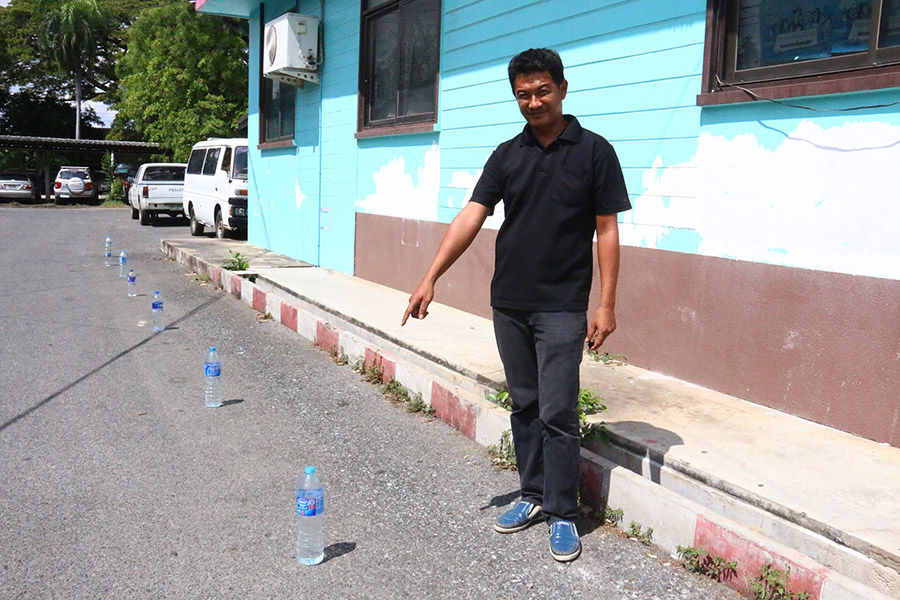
[513,71,567,131]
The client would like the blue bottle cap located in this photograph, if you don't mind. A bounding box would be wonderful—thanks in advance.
[209,346,216,351]
[305,466,315,474]
[155,290,160,294]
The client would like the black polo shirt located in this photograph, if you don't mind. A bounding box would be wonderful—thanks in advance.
[470,115,631,312]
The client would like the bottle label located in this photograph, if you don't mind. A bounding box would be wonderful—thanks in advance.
[105,251,112,258]
[120,257,126,264]
[205,363,221,377]
[296,494,324,516]
[127,275,135,283]
[152,301,163,310]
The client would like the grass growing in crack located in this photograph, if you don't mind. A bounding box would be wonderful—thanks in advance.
[487,429,517,470]
[677,546,738,583]
[222,250,250,271]
[194,272,211,285]
[586,350,627,364]
[331,351,349,366]
[604,506,624,526]
[257,312,274,322]
[750,565,810,600]
[364,363,383,384]
[488,389,511,410]
[407,392,434,416]
[627,521,654,545]
[377,377,435,416]
[578,388,610,443]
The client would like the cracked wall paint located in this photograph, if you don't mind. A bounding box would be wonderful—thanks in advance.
[622,120,900,281]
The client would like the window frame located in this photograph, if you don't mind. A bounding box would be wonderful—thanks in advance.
[699,0,900,106]
[356,0,441,137]
[258,5,297,148]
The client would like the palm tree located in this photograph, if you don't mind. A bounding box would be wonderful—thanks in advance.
[39,0,105,139]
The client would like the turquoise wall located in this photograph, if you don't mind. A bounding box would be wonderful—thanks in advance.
[245,0,900,281]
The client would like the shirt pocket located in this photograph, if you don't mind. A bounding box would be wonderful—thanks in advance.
[553,165,592,207]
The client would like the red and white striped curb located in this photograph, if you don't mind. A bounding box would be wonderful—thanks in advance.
[163,242,895,600]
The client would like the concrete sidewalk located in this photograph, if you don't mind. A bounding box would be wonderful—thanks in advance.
[163,237,900,600]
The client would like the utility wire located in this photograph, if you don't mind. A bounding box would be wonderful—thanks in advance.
[714,75,900,112]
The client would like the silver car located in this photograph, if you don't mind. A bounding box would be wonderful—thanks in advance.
[0,172,38,203]
[54,167,97,204]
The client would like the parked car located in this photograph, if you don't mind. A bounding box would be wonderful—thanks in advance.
[127,163,187,225]
[0,171,39,203]
[183,138,248,238]
[94,172,110,196]
[53,166,96,204]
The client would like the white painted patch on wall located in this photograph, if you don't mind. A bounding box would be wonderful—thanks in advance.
[295,181,306,210]
[358,144,440,221]
[448,167,505,230]
[622,120,900,280]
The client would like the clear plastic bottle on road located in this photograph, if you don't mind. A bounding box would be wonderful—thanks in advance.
[104,236,112,267]
[119,250,128,277]
[127,269,136,297]
[151,290,164,332]
[296,466,325,565]
[204,346,223,408]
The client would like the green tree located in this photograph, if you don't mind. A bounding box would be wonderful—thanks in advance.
[39,0,107,139]
[112,2,247,160]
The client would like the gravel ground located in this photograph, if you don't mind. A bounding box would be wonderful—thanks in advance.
[0,206,741,599]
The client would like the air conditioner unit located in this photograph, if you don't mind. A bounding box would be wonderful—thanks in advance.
[263,13,320,85]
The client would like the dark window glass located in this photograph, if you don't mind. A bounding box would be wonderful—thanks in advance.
[143,167,185,182]
[221,147,232,176]
[361,0,440,129]
[233,147,249,178]
[262,74,296,142]
[187,150,206,175]
[721,1,900,84]
[202,148,221,176]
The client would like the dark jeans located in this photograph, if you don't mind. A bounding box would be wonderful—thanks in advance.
[492,308,586,522]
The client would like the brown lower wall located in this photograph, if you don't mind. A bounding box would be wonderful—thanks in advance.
[355,213,900,447]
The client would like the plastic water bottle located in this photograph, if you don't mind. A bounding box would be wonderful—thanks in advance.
[127,269,136,297]
[119,250,128,277]
[296,466,325,565]
[204,347,223,408]
[104,236,112,267]
[151,290,164,332]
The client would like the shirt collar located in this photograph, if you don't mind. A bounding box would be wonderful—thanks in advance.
[518,115,582,147]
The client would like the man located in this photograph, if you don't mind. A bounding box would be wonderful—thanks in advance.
[401,48,631,562]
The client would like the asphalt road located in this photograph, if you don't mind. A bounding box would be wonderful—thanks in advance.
[0,206,740,599]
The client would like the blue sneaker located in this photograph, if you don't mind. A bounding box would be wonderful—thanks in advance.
[493,501,544,533]
[549,520,581,562]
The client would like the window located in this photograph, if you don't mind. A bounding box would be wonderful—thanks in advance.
[221,147,232,176]
[187,149,206,175]
[700,0,900,105]
[259,7,296,145]
[202,148,221,175]
[358,0,441,134]
[233,146,249,178]
[261,78,296,141]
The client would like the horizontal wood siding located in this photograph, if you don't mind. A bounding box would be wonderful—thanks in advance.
[439,0,706,224]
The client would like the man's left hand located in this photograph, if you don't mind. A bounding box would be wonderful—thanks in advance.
[586,305,616,351]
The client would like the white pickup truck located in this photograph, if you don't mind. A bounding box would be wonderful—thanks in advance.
[128,163,187,225]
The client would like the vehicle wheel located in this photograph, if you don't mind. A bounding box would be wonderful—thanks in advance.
[130,205,138,220]
[139,206,151,226]
[54,195,64,205]
[189,207,204,236]
[215,210,227,239]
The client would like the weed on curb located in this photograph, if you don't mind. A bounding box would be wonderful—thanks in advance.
[750,564,810,600]
[222,250,250,271]
[627,521,654,545]
[586,350,627,364]
[487,429,517,470]
[677,546,738,583]
[604,506,624,526]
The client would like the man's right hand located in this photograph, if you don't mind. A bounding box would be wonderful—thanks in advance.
[401,280,435,326]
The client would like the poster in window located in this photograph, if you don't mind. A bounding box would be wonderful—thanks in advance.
[736,0,876,70]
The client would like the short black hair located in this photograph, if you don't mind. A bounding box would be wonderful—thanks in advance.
[508,48,564,90]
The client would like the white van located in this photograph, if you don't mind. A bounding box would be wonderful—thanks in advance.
[182,138,249,238]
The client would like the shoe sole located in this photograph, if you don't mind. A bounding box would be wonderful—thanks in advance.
[493,515,546,534]
[550,545,582,562]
